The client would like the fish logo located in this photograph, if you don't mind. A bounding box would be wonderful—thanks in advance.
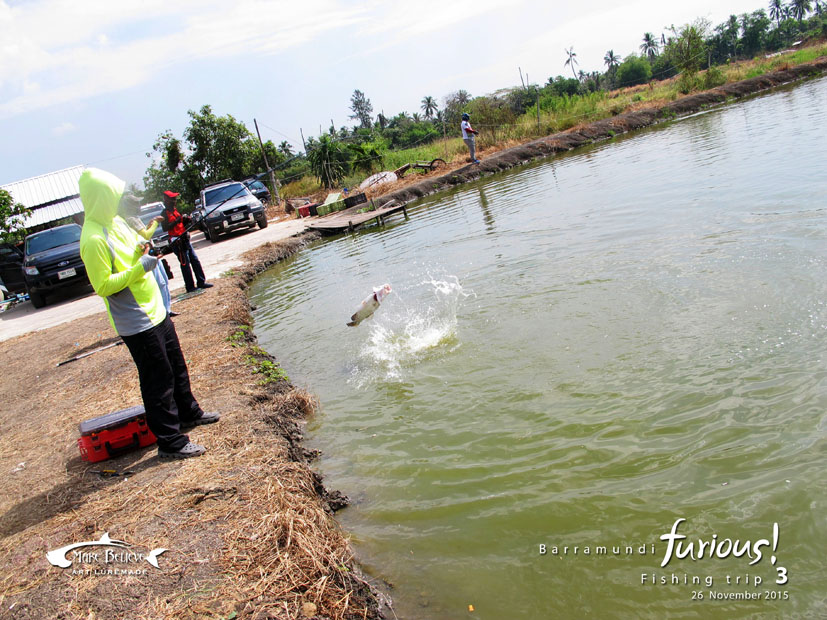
[46,532,167,569]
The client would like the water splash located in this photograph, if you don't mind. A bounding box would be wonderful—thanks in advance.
[348,276,471,386]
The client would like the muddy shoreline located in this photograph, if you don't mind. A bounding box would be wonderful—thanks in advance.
[0,58,825,619]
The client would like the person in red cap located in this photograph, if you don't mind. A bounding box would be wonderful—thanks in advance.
[161,190,212,292]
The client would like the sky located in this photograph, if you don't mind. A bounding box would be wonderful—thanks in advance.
[0,0,766,188]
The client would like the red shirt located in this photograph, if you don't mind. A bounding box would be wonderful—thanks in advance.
[164,207,186,238]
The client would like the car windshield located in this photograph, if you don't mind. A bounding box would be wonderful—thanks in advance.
[25,226,81,254]
[247,180,266,191]
[204,183,247,206]
[139,208,163,226]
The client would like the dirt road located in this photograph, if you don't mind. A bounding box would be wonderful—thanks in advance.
[0,217,308,342]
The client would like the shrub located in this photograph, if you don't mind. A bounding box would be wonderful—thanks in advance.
[616,55,652,88]
[702,66,726,89]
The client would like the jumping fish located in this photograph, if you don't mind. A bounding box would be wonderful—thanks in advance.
[347,284,391,326]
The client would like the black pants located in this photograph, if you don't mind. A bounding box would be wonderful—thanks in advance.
[171,234,206,292]
[121,316,202,451]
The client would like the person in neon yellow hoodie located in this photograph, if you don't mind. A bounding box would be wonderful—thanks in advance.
[79,168,219,460]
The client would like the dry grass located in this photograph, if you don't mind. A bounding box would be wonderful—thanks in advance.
[0,236,381,620]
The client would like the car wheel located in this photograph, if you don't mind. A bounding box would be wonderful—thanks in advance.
[257,215,268,229]
[207,227,219,243]
[29,290,46,308]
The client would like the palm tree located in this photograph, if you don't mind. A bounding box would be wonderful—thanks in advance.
[769,0,784,26]
[604,50,621,70]
[790,0,812,22]
[456,90,471,106]
[421,95,438,119]
[564,47,578,79]
[640,32,659,60]
[814,0,823,15]
[412,112,422,122]
[277,141,293,157]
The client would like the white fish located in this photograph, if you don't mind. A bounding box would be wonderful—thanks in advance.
[46,532,130,568]
[347,284,391,326]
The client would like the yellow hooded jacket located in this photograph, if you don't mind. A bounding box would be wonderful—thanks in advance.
[78,168,166,336]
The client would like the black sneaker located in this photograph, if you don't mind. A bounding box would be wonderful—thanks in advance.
[180,411,220,430]
[158,441,206,460]
[197,282,214,289]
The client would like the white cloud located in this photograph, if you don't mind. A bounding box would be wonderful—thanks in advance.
[0,0,368,119]
[52,121,76,136]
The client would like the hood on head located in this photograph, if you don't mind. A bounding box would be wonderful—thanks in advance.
[78,168,125,225]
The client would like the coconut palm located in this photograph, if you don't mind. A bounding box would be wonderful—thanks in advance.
[640,32,659,60]
[421,95,438,119]
[769,0,784,25]
[604,50,621,70]
[564,47,578,79]
[277,141,293,157]
[412,112,422,123]
[790,0,812,21]
[456,90,472,107]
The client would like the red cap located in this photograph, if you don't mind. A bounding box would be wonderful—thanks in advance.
[163,190,180,198]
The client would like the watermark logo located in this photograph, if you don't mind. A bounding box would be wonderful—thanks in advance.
[47,532,167,572]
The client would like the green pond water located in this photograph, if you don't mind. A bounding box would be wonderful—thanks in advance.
[250,76,827,619]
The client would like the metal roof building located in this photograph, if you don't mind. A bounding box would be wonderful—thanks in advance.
[1,165,85,229]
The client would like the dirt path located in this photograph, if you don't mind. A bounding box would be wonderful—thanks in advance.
[0,219,308,343]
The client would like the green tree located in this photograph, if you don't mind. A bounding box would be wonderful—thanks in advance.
[789,0,812,22]
[564,47,579,79]
[306,135,351,188]
[604,50,621,70]
[347,142,383,175]
[769,0,784,26]
[443,90,472,127]
[421,95,438,119]
[278,141,294,157]
[144,105,282,204]
[640,33,659,60]
[349,89,374,129]
[616,54,653,87]
[664,19,710,74]
[0,189,30,245]
[740,10,771,57]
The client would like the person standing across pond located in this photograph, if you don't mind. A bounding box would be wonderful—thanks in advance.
[161,190,212,293]
[461,112,481,164]
[78,168,219,460]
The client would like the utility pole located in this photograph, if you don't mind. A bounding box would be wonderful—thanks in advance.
[300,128,307,154]
[253,118,279,203]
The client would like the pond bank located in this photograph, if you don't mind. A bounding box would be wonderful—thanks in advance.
[0,232,388,619]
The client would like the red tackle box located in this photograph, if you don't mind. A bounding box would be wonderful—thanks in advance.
[77,405,157,463]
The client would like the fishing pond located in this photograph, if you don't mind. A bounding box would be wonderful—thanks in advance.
[251,75,827,618]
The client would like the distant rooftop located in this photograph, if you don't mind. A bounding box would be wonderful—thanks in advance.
[0,166,85,228]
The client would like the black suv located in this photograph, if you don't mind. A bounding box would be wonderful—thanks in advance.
[23,223,89,308]
[243,177,271,205]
